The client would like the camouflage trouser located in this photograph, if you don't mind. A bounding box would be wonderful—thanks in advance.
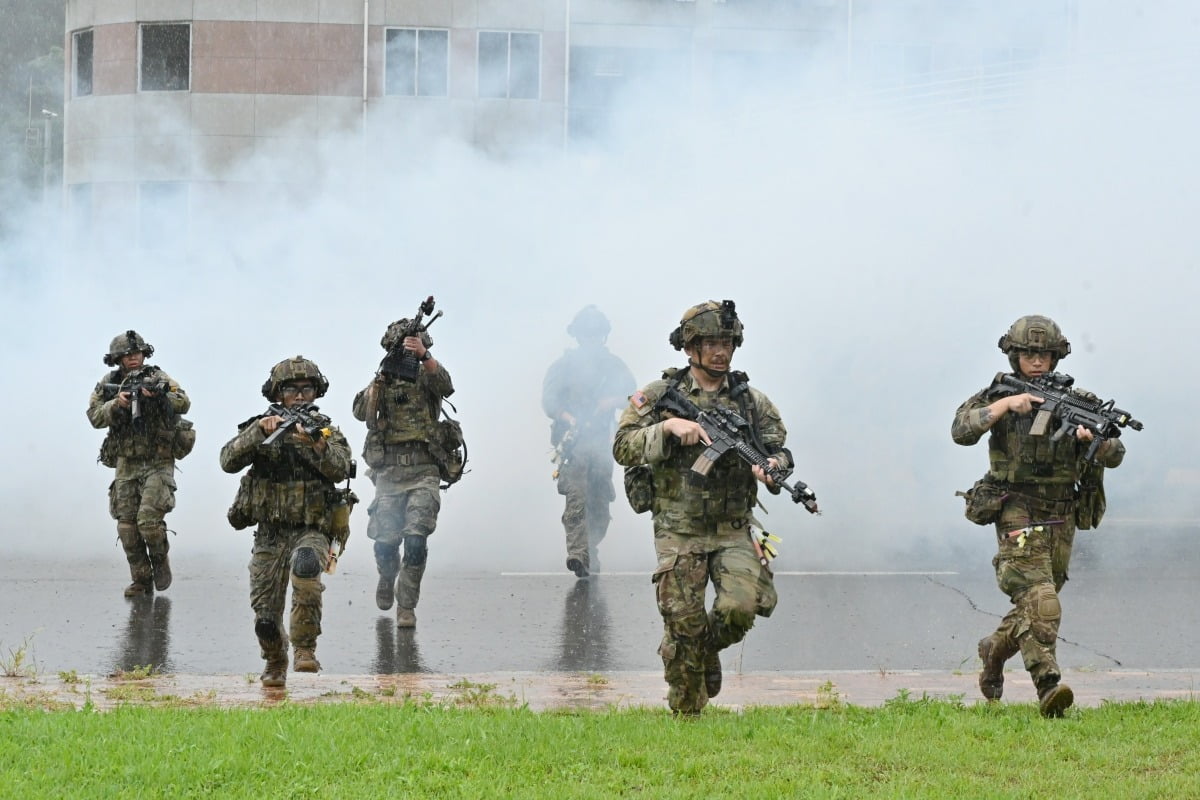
[989,499,1076,690]
[249,524,330,659]
[652,524,778,714]
[367,465,441,610]
[557,451,616,571]
[109,459,177,582]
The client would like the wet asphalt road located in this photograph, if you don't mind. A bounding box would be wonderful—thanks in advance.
[3,534,1197,679]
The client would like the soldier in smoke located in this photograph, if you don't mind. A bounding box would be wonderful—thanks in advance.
[543,305,635,578]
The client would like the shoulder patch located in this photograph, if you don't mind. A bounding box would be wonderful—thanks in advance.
[630,391,648,409]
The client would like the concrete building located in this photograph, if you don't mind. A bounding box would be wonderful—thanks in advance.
[62,0,1066,242]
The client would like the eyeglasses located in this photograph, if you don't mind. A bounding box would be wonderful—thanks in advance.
[1017,351,1053,362]
[281,384,317,398]
[698,337,735,352]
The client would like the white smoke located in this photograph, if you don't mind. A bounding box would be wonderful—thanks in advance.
[1,2,1196,579]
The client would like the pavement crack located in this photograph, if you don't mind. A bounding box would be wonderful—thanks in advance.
[924,575,1123,668]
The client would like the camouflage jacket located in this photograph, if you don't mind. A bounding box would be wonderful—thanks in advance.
[87,365,189,462]
[614,367,790,532]
[219,410,353,529]
[952,372,1126,493]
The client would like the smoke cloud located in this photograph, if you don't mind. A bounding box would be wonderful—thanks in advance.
[2,3,1196,579]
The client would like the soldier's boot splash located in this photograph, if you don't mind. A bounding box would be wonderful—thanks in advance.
[396,607,417,628]
[118,522,153,597]
[978,634,1017,701]
[374,542,400,611]
[293,647,321,673]
[1037,677,1074,718]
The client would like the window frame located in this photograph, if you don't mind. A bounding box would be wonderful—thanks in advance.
[477,30,542,100]
[384,27,451,97]
[73,29,94,98]
[138,22,192,93]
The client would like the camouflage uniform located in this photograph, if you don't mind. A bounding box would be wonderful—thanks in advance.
[220,357,353,683]
[953,315,1125,714]
[86,331,189,597]
[543,306,635,576]
[614,302,788,715]
[353,320,455,624]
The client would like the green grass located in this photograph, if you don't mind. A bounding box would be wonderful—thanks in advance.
[2,696,1199,798]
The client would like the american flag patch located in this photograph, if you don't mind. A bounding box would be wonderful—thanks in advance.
[630,391,648,409]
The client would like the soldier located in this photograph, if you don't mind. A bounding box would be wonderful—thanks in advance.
[953,315,1127,718]
[613,301,791,716]
[543,305,635,577]
[220,356,354,688]
[353,319,455,628]
[87,330,191,597]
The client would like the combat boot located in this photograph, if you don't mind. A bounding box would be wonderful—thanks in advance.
[977,635,1009,701]
[566,558,589,578]
[704,650,722,699]
[375,542,400,610]
[261,657,287,688]
[123,581,152,597]
[150,554,172,591]
[1038,681,1074,718]
[376,574,397,610]
[396,607,417,628]
[293,647,321,673]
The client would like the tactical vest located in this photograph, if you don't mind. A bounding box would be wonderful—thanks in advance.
[986,411,1079,494]
[99,366,175,461]
[649,370,758,524]
[362,379,441,466]
[228,432,336,528]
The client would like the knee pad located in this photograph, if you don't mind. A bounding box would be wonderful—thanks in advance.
[1030,584,1062,645]
[255,617,280,643]
[292,546,322,579]
[402,535,427,567]
[373,540,400,570]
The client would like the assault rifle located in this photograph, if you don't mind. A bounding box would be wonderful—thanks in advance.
[104,369,171,432]
[655,387,819,514]
[379,296,443,383]
[987,371,1143,463]
[261,402,332,446]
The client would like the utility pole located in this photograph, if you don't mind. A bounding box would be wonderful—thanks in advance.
[41,109,58,208]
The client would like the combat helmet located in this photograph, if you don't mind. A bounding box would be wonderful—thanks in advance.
[567,305,611,341]
[998,315,1071,371]
[669,300,744,351]
[261,356,330,400]
[103,330,154,366]
[381,319,433,352]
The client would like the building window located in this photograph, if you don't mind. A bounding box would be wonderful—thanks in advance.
[140,23,190,92]
[73,30,93,97]
[385,28,449,97]
[478,31,540,100]
[139,182,188,248]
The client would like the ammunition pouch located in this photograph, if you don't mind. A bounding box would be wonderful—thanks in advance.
[172,417,196,460]
[624,464,654,514]
[957,474,1008,526]
[328,486,359,553]
[227,473,256,530]
[98,434,119,468]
